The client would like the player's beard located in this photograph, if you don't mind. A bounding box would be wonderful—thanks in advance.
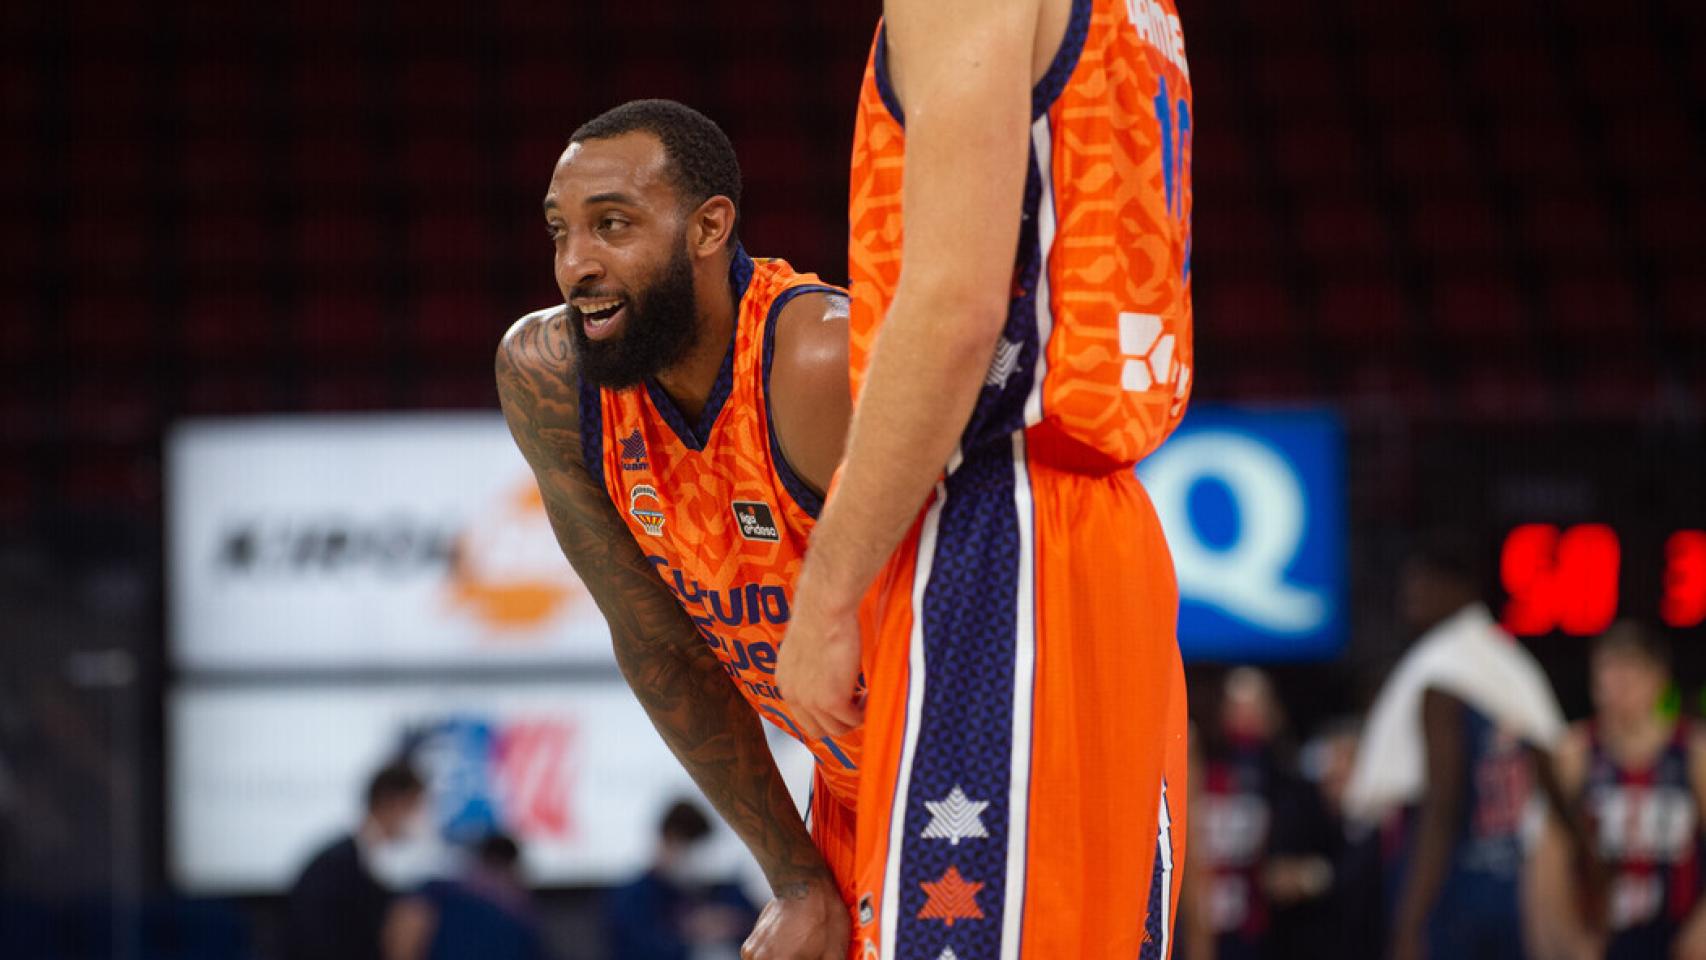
[569,240,702,390]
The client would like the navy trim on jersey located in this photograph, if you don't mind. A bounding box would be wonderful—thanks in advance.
[577,369,604,480]
[953,125,1049,455]
[760,283,844,520]
[1033,0,1092,119]
[642,246,756,451]
[871,0,1093,129]
[873,24,907,126]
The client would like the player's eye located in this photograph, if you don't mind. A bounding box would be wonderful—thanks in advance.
[545,222,565,241]
[597,215,628,233]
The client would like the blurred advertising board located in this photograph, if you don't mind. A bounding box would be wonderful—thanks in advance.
[169,680,814,893]
[1139,406,1346,661]
[167,414,611,671]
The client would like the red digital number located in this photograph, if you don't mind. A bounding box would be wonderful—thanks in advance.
[1500,523,1621,637]
[1663,530,1706,629]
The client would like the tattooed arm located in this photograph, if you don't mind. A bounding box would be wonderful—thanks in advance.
[494,310,839,921]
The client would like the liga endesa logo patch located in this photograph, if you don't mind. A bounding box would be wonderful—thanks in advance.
[731,501,781,542]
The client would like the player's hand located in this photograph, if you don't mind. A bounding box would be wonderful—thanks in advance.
[741,876,851,960]
[683,904,751,944]
[776,572,864,740]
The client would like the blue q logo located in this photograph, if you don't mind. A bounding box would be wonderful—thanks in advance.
[1138,408,1345,661]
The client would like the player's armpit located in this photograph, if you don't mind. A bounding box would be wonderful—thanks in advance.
[493,312,833,897]
[767,291,852,497]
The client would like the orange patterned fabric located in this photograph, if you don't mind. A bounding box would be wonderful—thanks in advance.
[589,252,861,808]
[848,0,1194,468]
[845,2,1193,956]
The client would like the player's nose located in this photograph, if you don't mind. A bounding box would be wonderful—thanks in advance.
[557,232,606,290]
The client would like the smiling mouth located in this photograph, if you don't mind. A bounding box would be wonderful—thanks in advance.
[573,297,627,337]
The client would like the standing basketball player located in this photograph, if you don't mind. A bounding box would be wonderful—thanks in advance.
[496,100,861,960]
[777,0,1196,957]
[1528,623,1706,960]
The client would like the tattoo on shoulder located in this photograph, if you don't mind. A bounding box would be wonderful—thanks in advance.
[494,306,828,893]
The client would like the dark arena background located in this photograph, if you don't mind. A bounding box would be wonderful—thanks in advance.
[2,0,1704,958]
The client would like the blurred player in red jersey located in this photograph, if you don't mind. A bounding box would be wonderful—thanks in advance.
[1529,622,1706,960]
[777,0,1196,956]
[496,100,861,960]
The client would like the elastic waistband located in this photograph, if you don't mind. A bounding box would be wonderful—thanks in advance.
[954,420,1137,477]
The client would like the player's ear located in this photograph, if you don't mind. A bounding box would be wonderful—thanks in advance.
[687,195,736,260]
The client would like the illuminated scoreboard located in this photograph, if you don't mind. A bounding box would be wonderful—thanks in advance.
[1499,524,1706,638]
[1508,525,1706,637]
[1414,423,1706,644]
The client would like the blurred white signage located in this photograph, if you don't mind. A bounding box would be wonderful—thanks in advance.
[169,681,813,892]
[167,414,611,670]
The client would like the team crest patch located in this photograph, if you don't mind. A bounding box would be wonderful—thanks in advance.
[629,485,666,537]
[731,500,780,542]
[618,429,649,472]
[858,893,874,926]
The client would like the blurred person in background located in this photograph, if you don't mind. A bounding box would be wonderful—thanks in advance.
[385,832,547,960]
[1344,531,1582,960]
[1299,716,1380,960]
[604,799,758,960]
[1192,667,1337,960]
[285,760,431,960]
[1528,622,1706,960]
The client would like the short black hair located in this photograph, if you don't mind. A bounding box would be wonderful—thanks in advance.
[1408,527,1486,590]
[365,760,424,811]
[475,831,522,870]
[658,799,712,845]
[570,99,742,239]
[1594,619,1672,673]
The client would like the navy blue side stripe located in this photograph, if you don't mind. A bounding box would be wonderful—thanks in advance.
[1139,783,1175,960]
[894,443,1022,959]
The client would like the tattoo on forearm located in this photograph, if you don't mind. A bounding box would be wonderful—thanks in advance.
[495,313,827,893]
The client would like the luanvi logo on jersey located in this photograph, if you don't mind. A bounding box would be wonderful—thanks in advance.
[731,501,781,542]
[629,485,666,537]
[618,429,649,472]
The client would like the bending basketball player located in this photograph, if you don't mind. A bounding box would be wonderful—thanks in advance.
[496,100,860,960]
[776,0,1197,956]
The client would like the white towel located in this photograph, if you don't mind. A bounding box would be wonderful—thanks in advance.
[1343,603,1566,823]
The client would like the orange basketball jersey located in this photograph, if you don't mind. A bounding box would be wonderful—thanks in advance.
[579,248,860,807]
[848,0,1195,468]
[843,3,1194,957]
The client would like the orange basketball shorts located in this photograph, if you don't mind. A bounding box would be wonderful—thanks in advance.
[847,430,1189,959]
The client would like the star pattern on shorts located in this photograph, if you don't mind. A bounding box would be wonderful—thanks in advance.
[937,948,961,960]
[922,785,990,846]
[917,865,985,927]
